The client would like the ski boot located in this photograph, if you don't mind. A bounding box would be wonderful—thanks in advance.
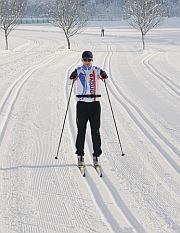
[93,156,102,177]
[93,156,100,166]
[78,155,85,177]
[78,155,85,166]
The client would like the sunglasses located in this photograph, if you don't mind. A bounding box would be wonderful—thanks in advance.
[82,58,93,62]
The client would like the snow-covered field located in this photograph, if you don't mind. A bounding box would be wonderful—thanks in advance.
[0,18,180,233]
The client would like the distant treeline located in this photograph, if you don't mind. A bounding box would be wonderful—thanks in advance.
[17,18,50,24]
[25,0,180,19]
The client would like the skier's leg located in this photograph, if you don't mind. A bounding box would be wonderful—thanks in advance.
[89,101,102,157]
[76,101,88,156]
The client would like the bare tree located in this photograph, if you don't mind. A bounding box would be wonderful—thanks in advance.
[49,0,88,49]
[124,0,167,49]
[0,0,26,50]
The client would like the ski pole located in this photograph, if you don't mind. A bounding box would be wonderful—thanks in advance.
[104,80,125,156]
[55,80,75,159]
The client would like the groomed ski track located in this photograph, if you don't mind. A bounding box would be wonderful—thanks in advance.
[0,23,179,233]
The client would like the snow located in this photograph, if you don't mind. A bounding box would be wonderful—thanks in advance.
[0,18,180,233]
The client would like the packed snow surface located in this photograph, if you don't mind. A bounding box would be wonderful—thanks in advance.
[0,18,180,233]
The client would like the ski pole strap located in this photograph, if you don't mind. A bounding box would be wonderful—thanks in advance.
[76,94,101,98]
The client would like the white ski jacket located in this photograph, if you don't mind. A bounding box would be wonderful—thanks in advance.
[74,65,104,102]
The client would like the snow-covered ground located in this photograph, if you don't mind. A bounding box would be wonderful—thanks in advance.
[0,18,180,233]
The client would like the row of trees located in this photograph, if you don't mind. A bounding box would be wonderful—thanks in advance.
[25,0,180,19]
[0,0,177,50]
[50,0,172,49]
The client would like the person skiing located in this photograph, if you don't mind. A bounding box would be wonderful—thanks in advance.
[70,51,108,168]
[101,27,105,37]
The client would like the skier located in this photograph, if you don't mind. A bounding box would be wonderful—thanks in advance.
[70,51,108,168]
[101,27,105,37]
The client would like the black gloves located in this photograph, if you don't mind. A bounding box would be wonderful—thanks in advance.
[100,70,108,79]
[70,69,108,80]
[70,69,78,80]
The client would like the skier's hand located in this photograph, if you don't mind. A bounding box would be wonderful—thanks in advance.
[70,69,78,80]
[100,70,108,80]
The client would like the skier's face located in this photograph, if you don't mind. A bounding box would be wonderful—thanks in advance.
[82,58,93,67]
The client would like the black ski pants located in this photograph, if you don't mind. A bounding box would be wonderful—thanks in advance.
[76,101,102,157]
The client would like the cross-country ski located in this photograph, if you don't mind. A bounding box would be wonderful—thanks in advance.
[94,165,103,177]
[78,165,86,177]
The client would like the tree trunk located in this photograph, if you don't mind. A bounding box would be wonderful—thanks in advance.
[67,37,70,49]
[5,30,8,50]
[64,32,71,49]
[141,32,145,50]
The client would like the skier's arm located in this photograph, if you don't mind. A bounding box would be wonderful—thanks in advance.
[100,69,108,80]
[70,69,78,80]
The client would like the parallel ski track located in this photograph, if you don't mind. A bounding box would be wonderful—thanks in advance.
[21,53,92,233]
[101,48,179,231]
[85,138,145,233]
[142,52,180,99]
[103,49,179,174]
[0,54,57,146]
[102,47,180,232]
[64,56,144,233]
[148,53,180,90]
[13,39,40,52]
[84,48,147,233]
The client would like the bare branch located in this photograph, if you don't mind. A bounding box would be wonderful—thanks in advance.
[124,0,167,49]
[48,0,87,49]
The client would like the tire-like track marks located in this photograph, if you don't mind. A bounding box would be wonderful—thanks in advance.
[0,54,57,146]
[104,50,179,173]
[102,47,180,232]
[142,52,180,99]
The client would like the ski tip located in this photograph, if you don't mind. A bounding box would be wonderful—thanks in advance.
[78,166,86,177]
[94,165,103,177]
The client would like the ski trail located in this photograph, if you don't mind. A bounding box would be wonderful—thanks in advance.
[108,50,180,159]
[85,136,145,233]
[85,167,134,233]
[103,51,179,174]
[101,47,180,232]
[100,50,148,233]
[13,39,40,52]
[1,52,103,233]
[0,54,55,113]
[148,53,180,90]
[142,52,180,99]
[0,54,57,146]
[101,45,178,191]
[126,51,179,149]
[27,60,79,233]
[81,48,147,233]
